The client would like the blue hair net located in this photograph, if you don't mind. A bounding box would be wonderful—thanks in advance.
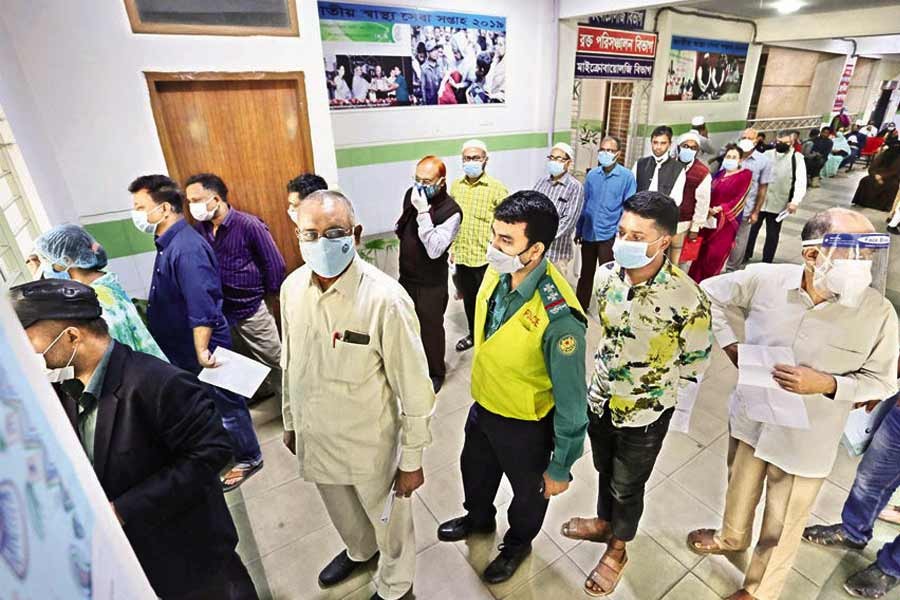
[34,224,108,270]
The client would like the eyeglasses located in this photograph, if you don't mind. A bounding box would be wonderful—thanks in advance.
[295,227,352,242]
[546,155,569,163]
[462,155,484,163]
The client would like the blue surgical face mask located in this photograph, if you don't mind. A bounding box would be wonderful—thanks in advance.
[679,147,698,164]
[546,160,566,177]
[598,151,616,168]
[721,158,740,172]
[42,261,71,280]
[300,236,356,278]
[463,161,484,178]
[415,180,442,200]
[613,236,661,269]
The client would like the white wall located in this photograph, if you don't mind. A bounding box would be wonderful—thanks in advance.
[331,0,559,235]
[0,0,337,297]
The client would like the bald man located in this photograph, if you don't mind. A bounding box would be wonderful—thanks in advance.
[686,208,899,600]
[396,155,462,392]
[281,190,435,600]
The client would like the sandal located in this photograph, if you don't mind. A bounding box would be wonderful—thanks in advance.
[802,523,866,549]
[584,550,628,597]
[560,517,612,543]
[686,528,732,555]
[455,335,474,352]
[222,461,264,493]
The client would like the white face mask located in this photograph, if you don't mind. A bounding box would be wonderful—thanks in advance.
[815,257,873,306]
[485,244,532,275]
[287,206,299,224]
[132,204,164,234]
[189,198,218,222]
[37,327,78,382]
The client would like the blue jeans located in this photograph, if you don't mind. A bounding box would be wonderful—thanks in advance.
[206,384,262,465]
[841,401,900,577]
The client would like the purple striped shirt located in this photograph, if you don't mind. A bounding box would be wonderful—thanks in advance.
[196,208,286,324]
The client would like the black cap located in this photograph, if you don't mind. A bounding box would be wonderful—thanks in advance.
[9,279,102,329]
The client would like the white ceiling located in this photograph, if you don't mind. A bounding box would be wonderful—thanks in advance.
[686,0,900,19]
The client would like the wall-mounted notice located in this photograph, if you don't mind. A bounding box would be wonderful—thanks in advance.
[318,1,507,109]
[574,26,656,80]
[581,11,646,31]
[664,36,749,102]
[0,297,154,598]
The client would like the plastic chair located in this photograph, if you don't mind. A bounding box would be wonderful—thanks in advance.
[860,136,884,168]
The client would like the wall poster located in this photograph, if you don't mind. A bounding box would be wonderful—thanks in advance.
[318,2,507,109]
[664,36,749,102]
[832,55,858,113]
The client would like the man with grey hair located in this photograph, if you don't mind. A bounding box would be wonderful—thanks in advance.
[745,129,807,264]
[533,141,584,275]
[280,190,435,600]
[686,207,899,600]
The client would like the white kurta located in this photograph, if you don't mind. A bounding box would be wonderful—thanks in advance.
[701,263,898,478]
[280,257,435,485]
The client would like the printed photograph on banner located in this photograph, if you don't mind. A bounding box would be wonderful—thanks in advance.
[319,1,507,110]
[664,36,749,102]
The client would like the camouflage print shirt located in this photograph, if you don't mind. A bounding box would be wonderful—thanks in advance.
[588,259,713,427]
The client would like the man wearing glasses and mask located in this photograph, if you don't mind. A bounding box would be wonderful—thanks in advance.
[687,208,898,600]
[396,155,462,393]
[280,190,435,600]
[533,142,584,277]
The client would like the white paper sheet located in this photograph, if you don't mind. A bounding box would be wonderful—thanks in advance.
[670,379,701,434]
[841,406,878,456]
[198,347,271,398]
[736,345,810,429]
[380,492,396,523]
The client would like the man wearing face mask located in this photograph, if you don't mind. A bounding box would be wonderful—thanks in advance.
[632,125,686,207]
[745,130,807,264]
[687,208,898,600]
[533,142,584,276]
[396,155,462,392]
[562,191,712,597]
[186,173,286,405]
[575,135,636,310]
[281,190,434,600]
[287,173,329,225]
[128,174,263,492]
[670,131,712,265]
[438,191,588,584]
[450,139,509,352]
[9,279,258,600]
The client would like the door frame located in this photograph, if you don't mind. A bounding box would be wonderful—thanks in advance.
[143,71,315,189]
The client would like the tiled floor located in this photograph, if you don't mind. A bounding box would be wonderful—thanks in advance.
[231,170,900,599]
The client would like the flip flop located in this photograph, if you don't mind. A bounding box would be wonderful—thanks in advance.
[584,552,628,597]
[222,461,264,493]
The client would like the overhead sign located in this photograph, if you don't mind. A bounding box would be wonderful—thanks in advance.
[582,11,646,31]
[575,55,654,80]
[576,26,657,59]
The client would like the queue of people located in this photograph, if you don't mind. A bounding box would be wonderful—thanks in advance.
[8,116,900,600]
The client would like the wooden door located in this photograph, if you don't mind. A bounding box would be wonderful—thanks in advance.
[605,82,633,164]
[145,72,314,272]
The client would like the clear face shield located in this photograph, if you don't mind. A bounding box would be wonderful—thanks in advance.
[802,232,890,306]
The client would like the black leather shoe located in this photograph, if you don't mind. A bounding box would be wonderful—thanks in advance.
[844,562,899,598]
[455,335,474,352]
[888,226,900,235]
[437,516,496,542]
[318,549,377,587]
[483,544,532,584]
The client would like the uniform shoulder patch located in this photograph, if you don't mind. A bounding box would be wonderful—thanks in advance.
[558,334,578,356]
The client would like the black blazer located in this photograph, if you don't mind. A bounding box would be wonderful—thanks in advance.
[56,341,238,598]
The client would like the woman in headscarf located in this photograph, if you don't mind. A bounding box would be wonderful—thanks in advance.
[32,223,167,360]
[852,136,900,212]
[821,130,851,178]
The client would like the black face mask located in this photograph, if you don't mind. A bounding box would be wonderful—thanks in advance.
[775,142,791,154]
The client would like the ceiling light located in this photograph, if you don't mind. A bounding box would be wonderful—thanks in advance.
[772,0,805,14]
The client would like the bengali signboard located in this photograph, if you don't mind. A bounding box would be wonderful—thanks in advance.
[832,56,858,112]
[319,1,507,109]
[576,26,657,58]
[575,54,654,80]
[582,11,646,31]
[664,36,749,102]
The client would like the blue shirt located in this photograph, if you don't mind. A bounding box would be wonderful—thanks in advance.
[394,74,410,102]
[577,164,637,242]
[148,219,232,372]
[740,151,775,217]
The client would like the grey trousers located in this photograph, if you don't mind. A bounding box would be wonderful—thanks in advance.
[726,218,753,272]
[231,302,282,400]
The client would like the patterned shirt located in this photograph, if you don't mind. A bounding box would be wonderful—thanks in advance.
[91,271,167,361]
[588,260,713,427]
[533,172,584,263]
[450,173,509,267]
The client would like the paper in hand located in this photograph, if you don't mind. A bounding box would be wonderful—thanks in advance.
[775,209,790,223]
[670,379,701,434]
[198,347,271,398]
[736,345,809,429]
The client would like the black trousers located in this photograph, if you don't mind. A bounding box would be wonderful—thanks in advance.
[400,278,449,378]
[455,264,488,336]
[460,403,554,551]
[588,407,673,542]
[745,211,783,264]
[164,551,258,600]
[804,155,825,180]
[576,238,615,310]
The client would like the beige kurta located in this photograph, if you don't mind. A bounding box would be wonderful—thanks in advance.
[280,257,435,484]
[701,263,898,478]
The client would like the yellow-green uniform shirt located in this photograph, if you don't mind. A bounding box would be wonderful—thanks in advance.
[485,258,588,481]
[450,174,509,267]
[589,259,713,427]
